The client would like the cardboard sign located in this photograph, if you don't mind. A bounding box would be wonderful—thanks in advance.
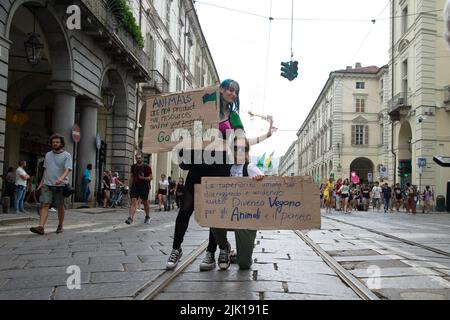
[142,86,220,153]
[195,176,321,231]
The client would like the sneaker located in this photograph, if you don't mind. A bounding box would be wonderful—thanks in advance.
[230,250,237,264]
[49,208,56,212]
[56,225,63,234]
[218,243,231,270]
[125,217,133,225]
[30,226,45,235]
[166,248,182,270]
[199,251,216,271]
[144,216,152,224]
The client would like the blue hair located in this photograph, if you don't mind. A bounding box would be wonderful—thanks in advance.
[220,79,240,116]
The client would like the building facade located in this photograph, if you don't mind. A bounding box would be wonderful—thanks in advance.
[282,63,392,186]
[132,0,219,197]
[278,141,297,177]
[388,0,450,196]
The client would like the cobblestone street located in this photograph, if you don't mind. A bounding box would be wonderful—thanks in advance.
[0,207,449,300]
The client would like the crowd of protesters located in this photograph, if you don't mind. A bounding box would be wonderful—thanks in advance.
[320,177,435,215]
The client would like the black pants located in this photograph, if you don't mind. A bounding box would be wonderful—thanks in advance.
[172,160,230,252]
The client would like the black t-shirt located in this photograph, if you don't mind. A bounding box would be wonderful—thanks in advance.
[103,175,111,190]
[131,164,152,188]
[169,180,176,195]
[176,182,185,195]
[362,189,370,199]
[394,187,402,198]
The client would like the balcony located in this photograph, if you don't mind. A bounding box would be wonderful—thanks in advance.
[141,70,169,95]
[388,92,411,121]
[79,0,150,82]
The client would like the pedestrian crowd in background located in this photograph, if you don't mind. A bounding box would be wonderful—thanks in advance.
[319,177,435,215]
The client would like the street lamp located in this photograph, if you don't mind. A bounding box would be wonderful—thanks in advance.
[102,88,116,111]
[24,8,44,65]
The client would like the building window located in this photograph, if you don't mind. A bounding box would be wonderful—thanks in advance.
[163,59,171,89]
[165,0,172,30]
[176,76,182,91]
[356,82,365,89]
[146,34,156,69]
[380,124,384,145]
[402,6,408,35]
[352,125,369,145]
[356,98,365,113]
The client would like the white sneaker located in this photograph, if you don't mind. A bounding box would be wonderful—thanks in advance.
[166,248,182,270]
[49,208,57,212]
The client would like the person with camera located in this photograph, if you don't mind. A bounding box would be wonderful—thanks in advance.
[30,134,72,235]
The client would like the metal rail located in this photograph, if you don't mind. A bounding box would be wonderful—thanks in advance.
[134,240,208,300]
[294,230,380,300]
[324,216,450,257]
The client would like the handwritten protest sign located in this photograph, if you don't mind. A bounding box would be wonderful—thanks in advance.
[142,86,220,153]
[195,176,321,230]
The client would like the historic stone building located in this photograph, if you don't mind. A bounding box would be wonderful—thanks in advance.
[388,0,450,196]
[0,0,219,201]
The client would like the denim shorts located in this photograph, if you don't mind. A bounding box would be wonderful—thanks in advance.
[39,185,65,207]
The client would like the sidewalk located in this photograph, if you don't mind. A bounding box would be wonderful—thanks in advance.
[0,202,161,225]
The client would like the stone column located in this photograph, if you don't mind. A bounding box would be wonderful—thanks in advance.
[0,35,11,194]
[76,100,99,203]
[52,89,77,167]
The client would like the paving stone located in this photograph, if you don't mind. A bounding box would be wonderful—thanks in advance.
[350,267,442,278]
[27,258,89,268]
[77,263,125,273]
[0,266,67,279]
[124,262,166,271]
[328,249,380,257]
[0,260,27,271]
[0,287,54,300]
[73,251,125,259]
[374,288,450,300]
[334,255,403,262]
[286,281,358,297]
[89,255,141,265]
[0,272,90,291]
[177,269,254,282]
[137,254,172,263]
[11,249,51,255]
[400,291,446,300]
[402,260,450,269]
[263,292,360,300]
[340,259,410,270]
[15,252,72,261]
[164,281,284,293]
[359,276,450,290]
[256,269,344,284]
[54,281,145,300]
[90,271,160,283]
[154,292,260,300]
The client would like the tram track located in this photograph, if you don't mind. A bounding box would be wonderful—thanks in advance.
[134,240,208,300]
[134,229,384,301]
[294,230,380,300]
[323,216,450,257]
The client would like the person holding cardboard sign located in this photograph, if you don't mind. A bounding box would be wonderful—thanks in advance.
[166,79,275,270]
[210,138,265,271]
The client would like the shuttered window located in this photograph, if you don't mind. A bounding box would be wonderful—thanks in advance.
[352,125,369,145]
[356,98,365,112]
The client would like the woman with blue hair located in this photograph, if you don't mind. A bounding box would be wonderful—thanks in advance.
[166,79,275,270]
